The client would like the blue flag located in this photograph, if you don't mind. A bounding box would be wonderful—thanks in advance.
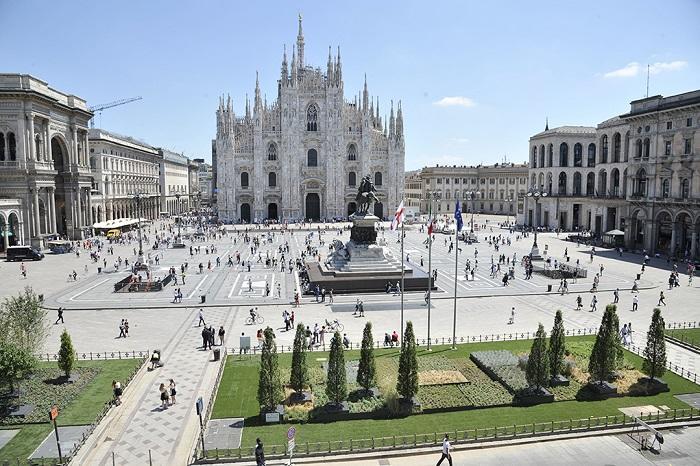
[455,200,463,232]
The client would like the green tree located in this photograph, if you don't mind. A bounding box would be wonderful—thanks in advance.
[642,308,667,383]
[0,342,37,394]
[356,322,376,392]
[289,323,308,394]
[325,331,347,404]
[549,310,566,379]
[57,329,76,378]
[0,287,49,352]
[257,327,282,411]
[396,321,419,400]
[526,323,550,390]
[588,304,621,382]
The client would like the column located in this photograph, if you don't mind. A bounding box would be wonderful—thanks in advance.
[28,115,35,161]
[691,232,698,259]
[87,189,93,226]
[670,223,677,256]
[44,120,50,162]
[71,126,78,166]
[33,189,40,237]
[49,187,56,234]
[76,187,82,228]
[3,224,9,251]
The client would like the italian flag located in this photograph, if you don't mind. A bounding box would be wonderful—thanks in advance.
[390,200,405,231]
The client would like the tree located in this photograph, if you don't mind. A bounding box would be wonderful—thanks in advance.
[642,308,667,383]
[57,329,76,378]
[289,323,308,394]
[549,310,566,379]
[257,327,282,412]
[325,331,347,404]
[356,322,376,392]
[588,304,621,382]
[0,287,49,353]
[526,323,550,390]
[0,342,36,394]
[396,321,419,400]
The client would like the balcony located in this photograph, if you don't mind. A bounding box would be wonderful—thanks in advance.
[0,160,20,169]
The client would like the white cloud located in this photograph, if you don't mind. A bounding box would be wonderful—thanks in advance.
[603,60,688,78]
[433,96,476,108]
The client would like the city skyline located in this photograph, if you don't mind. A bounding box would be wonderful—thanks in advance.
[2,0,699,169]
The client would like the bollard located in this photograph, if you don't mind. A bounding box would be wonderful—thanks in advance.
[112,451,116,466]
[149,449,153,466]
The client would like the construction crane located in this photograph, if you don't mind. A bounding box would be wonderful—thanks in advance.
[89,96,143,128]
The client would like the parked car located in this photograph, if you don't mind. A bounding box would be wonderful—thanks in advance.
[6,245,44,261]
[47,240,73,254]
[106,229,122,239]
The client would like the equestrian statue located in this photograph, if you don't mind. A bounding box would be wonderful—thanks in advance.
[354,175,380,215]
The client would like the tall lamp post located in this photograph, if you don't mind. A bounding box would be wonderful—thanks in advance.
[132,192,146,264]
[424,190,441,351]
[526,188,547,260]
[465,191,480,234]
[504,197,513,227]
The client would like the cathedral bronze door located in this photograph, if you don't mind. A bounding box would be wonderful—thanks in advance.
[373,202,384,219]
[267,203,278,221]
[305,193,320,221]
[240,203,251,223]
[347,202,357,217]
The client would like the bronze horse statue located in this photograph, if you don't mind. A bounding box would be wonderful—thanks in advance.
[354,175,380,215]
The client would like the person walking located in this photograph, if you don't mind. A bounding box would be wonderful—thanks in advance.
[576,295,583,311]
[159,383,169,409]
[218,326,226,346]
[508,307,515,324]
[436,434,453,466]
[590,295,598,312]
[658,291,666,306]
[169,379,177,405]
[112,380,123,406]
[632,294,639,311]
[255,438,266,466]
[613,288,619,304]
[198,309,205,327]
[55,307,65,324]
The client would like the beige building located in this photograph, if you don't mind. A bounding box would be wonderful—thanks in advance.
[403,169,422,214]
[0,74,92,249]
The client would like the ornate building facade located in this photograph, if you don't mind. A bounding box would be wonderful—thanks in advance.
[522,89,700,258]
[215,17,405,223]
[0,74,93,249]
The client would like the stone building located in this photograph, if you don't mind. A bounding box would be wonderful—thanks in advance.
[0,74,92,249]
[403,170,422,215]
[523,89,700,258]
[193,158,213,206]
[88,128,161,222]
[159,149,193,215]
[418,163,528,218]
[215,16,405,223]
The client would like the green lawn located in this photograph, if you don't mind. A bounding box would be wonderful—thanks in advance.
[0,358,143,462]
[667,328,700,349]
[212,337,700,450]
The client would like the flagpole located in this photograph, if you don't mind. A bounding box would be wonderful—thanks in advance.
[452,203,459,350]
[400,219,405,338]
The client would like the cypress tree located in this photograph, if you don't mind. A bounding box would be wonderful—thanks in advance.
[396,321,419,400]
[526,323,550,390]
[257,327,282,411]
[325,331,347,404]
[588,304,620,382]
[356,322,376,392]
[549,310,566,379]
[290,323,308,394]
[642,308,667,383]
[57,329,76,378]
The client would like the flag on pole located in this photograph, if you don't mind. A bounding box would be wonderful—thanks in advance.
[390,200,405,231]
[427,218,435,236]
[454,200,463,232]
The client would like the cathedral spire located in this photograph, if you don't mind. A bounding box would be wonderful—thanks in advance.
[362,74,369,114]
[327,46,334,84]
[291,47,297,84]
[389,100,395,138]
[335,45,342,86]
[545,117,549,131]
[281,45,288,85]
[245,94,250,120]
[396,100,404,139]
[254,71,262,113]
[296,13,305,69]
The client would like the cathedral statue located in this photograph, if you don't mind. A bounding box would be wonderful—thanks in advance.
[355,175,380,215]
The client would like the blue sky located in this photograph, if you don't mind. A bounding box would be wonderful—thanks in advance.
[2,0,699,169]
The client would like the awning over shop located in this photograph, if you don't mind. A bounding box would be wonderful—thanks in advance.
[92,218,150,230]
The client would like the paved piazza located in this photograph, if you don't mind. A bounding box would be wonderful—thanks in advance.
[3,214,700,464]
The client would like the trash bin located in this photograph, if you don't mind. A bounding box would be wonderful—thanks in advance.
[547,284,553,292]
[636,273,641,280]
[201,295,206,304]
[213,348,220,361]
[566,257,570,262]
[97,267,102,274]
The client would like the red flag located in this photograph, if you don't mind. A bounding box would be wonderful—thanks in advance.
[427,219,434,236]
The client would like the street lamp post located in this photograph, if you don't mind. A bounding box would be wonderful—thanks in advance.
[526,187,547,260]
[132,193,146,264]
[504,197,513,227]
[174,193,183,246]
[465,191,480,234]
[424,190,441,351]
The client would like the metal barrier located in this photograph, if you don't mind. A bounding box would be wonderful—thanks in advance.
[38,350,150,362]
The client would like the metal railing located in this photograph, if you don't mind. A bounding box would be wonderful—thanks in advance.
[38,349,150,362]
[194,408,699,462]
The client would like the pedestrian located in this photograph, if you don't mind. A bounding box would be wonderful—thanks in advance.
[218,326,226,346]
[576,295,582,311]
[20,262,27,279]
[124,319,129,337]
[613,288,619,304]
[169,379,177,405]
[255,438,265,466]
[590,295,598,312]
[198,309,205,327]
[159,383,169,409]
[329,288,334,304]
[508,307,515,324]
[55,307,65,324]
[201,326,209,350]
[118,319,126,338]
[112,380,123,406]
[632,294,639,311]
[436,434,453,466]
[658,291,666,306]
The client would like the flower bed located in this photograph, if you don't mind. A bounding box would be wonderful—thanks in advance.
[470,350,528,394]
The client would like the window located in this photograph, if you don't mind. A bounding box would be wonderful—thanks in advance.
[437,178,442,184]
[574,143,583,167]
[532,146,537,168]
[349,171,356,186]
[306,104,318,131]
[241,172,249,187]
[681,178,690,198]
[0,133,4,161]
[559,143,569,167]
[547,144,553,167]
[8,132,16,161]
[307,148,318,167]
[662,179,670,198]
[635,139,642,158]
[665,140,672,156]
[375,171,383,186]
[347,144,357,161]
[462,178,467,183]
[268,172,277,187]
[445,190,450,199]
[587,143,596,167]
[635,169,647,196]
[601,135,608,163]
[643,138,650,158]
[612,133,621,162]
[454,178,460,184]
[685,138,692,155]
[667,121,672,130]
[267,143,277,161]
[573,172,582,195]
[539,144,545,167]
[687,118,693,127]
[490,178,495,184]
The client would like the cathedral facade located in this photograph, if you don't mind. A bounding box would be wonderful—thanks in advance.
[215,17,405,223]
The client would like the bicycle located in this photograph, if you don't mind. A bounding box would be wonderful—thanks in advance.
[325,319,344,332]
[245,314,265,325]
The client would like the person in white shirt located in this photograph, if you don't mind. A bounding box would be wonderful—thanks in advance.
[436,433,453,465]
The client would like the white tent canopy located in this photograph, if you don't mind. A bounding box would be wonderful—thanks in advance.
[604,229,625,236]
[92,218,149,230]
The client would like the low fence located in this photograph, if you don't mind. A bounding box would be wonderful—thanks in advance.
[625,342,700,384]
[195,408,699,462]
[190,349,229,464]
[38,350,150,362]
